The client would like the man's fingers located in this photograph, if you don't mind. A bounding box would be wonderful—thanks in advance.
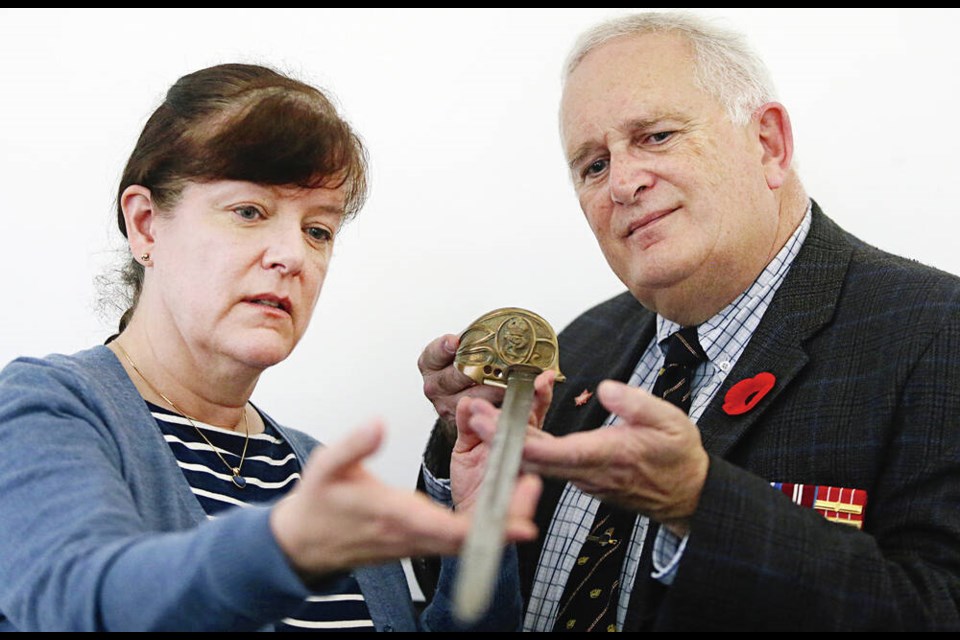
[521,428,619,480]
[531,370,557,429]
[596,379,686,426]
[455,396,474,436]
[417,334,459,374]
[423,362,487,401]
[504,473,543,542]
[466,401,501,442]
[511,473,543,521]
[454,396,487,449]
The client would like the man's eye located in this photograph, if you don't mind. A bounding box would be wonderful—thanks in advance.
[306,227,332,242]
[234,205,262,221]
[583,158,608,178]
[646,131,674,145]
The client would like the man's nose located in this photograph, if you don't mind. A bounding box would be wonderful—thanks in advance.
[609,153,654,205]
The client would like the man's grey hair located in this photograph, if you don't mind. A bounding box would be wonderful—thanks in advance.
[563,11,778,126]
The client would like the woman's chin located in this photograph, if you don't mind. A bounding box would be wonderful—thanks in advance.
[233,341,296,371]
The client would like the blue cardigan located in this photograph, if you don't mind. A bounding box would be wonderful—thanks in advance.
[0,346,520,631]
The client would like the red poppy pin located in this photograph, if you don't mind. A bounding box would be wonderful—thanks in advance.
[574,389,593,407]
[722,372,776,416]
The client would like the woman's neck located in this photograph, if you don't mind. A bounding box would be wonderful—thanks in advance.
[109,323,261,431]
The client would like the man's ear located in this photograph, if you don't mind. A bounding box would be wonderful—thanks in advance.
[755,102,794,190]
[120,185,157,263]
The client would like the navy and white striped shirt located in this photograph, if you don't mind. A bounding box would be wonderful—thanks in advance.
[149,402,375,632]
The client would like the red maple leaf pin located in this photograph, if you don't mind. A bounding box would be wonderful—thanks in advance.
[574,389,593,407]
[722,372,776,416]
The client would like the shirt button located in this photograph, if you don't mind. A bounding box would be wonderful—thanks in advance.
[719,361,732,372]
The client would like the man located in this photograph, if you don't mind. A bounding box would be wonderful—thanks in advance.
[416,11,960,631]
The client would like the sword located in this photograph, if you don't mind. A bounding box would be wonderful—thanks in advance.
[451,307,564,623]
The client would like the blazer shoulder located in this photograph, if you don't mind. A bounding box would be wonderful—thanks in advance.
[843,233,960,310]
[809,204,960,319]
[558,290,649,341]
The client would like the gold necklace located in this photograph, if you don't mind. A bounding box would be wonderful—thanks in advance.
[113,342,251,489]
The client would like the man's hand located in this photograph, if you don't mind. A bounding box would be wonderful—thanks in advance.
[464,379,709,536]
[450,370,556,512]
[418,334,505,440]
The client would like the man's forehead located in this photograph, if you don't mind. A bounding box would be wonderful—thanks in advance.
[560,81,703,160]
[561,34,698,112]
[559,35,714,153]
[569,31,694,80]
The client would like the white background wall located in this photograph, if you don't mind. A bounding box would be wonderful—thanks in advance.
[2,8,958,490]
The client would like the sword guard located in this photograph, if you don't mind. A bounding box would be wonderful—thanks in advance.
[454,307,565,388]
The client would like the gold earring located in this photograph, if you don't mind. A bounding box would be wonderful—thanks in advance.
[140,253,151,263]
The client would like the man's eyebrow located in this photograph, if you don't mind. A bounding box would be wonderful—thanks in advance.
[627,115,673,129]
[567,144,599,173]
[566,114,687,172]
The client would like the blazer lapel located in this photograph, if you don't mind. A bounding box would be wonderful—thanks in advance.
[697,203,854,458]
[544,294,655,440]
[573,311,656,435]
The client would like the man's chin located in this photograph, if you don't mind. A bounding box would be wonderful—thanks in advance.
[622,263,692,294]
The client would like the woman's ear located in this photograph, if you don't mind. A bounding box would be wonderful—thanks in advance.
[120,185,157,264]
[754,102,794,190]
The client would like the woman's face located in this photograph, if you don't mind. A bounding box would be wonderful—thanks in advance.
[146,179,345,371]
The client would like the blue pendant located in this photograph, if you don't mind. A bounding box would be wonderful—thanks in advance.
[232,470,246,489]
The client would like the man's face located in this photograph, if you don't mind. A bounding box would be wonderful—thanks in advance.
[560,32,780,315]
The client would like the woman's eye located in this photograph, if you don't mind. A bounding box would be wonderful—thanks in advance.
[234,205,263,221]
[306,227,332,242]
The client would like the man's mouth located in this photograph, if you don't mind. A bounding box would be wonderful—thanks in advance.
[625,207,679,238]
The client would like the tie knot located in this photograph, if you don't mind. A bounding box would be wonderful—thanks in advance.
[653,325,706,413]
[660,325,707,368]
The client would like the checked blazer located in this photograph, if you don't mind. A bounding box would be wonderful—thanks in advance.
[527,202,960,630]
[417,202,960,630]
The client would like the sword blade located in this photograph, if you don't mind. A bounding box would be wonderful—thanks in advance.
[453,368,537,623]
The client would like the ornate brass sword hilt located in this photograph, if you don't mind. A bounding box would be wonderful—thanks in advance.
[454,306,565,387]
[450,307,564,623]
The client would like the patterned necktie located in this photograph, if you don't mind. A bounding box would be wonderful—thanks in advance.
[552,325,706,632]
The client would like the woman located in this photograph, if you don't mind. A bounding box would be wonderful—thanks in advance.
[0,63,538,632]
